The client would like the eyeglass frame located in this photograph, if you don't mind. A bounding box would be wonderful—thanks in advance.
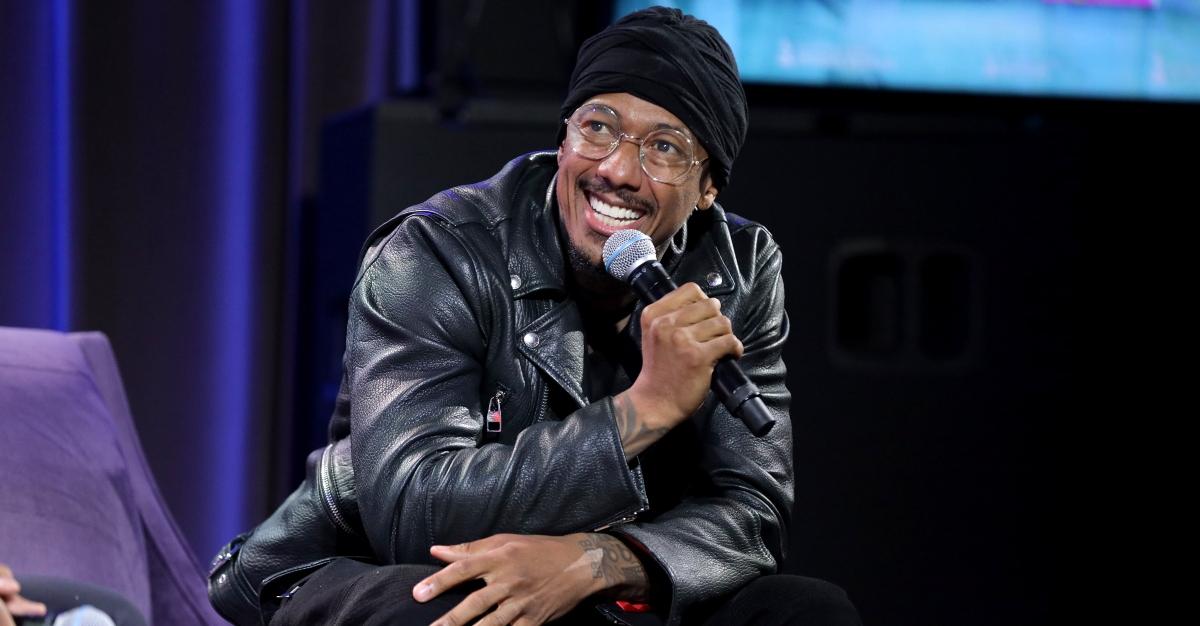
[562,103,709,186]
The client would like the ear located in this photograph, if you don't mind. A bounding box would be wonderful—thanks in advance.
[696,177,719,210]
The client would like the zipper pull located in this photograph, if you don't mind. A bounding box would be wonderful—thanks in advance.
[486,389,504,433]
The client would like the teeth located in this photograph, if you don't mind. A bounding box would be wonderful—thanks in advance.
[588,195,642,226]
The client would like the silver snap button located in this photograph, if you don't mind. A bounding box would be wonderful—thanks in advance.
[218,573,227,585]
[510,274,522,290]
[523,332,540,348]
[705,272,723,287]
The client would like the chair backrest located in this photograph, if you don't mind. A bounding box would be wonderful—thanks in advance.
[0,327,223,625]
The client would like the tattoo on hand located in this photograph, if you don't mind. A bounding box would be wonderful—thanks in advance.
[614,394,668,453]
[576,534,649,599]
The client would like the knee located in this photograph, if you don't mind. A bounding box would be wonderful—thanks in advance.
[737,575,861,626]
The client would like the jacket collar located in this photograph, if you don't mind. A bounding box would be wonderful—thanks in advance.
[498,153,588,407]
[505,152,569,299]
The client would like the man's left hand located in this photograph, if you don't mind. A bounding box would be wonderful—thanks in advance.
[413,533,611,626]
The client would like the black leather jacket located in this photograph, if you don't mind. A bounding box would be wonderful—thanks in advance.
[325,151,793,625]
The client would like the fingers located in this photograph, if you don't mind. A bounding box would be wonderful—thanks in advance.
[414,556,487,603]
[642,282,707,317]
[430,533,513,562]
[5,597,46,618]
[0,567,46,619]
[687,311,734,342]
[706,328,744,360]
[429,543,471,564]
[669,296,724,327]
[644,292,729,332]
[430,585,508,626]
[418,534,524,601]
[645,300,739,356]
[419,535,589,626]
[473,599,527,626]
[643,286,731,333]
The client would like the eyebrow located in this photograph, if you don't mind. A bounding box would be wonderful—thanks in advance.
[585,100,694,139]
[652,122,688,135]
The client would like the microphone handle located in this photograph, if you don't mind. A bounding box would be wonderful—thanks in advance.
[629,261,776,436]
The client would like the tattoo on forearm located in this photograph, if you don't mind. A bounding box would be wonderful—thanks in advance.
[577,534,649,599]
[614,394,668,453]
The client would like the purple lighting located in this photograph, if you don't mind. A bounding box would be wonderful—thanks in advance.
[207,0,257,558]
[51,0,72,330]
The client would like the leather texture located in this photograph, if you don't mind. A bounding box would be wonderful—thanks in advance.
[207,438,373,625]
[327,151,794,625]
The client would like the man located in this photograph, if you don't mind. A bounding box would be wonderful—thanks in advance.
[274,7,859,626]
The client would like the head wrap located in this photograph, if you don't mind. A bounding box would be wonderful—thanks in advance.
[557,7,748,190]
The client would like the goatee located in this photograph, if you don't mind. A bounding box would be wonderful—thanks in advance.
[566,238,628,299]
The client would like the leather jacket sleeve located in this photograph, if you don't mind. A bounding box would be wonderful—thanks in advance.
[611,225,794,626]
[346,213,649,564]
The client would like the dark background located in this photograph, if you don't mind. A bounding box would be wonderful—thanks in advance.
[3,1,1184,624]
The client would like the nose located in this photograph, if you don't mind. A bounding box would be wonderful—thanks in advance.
[596,137,643,190]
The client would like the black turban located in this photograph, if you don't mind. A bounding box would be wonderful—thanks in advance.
[557,7,748,190]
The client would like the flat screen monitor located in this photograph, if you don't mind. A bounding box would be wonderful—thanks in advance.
[613,0,1200,101]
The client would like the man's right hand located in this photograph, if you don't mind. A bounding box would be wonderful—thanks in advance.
[614,282,743,457]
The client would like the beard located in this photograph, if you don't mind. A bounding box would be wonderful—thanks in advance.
[565,236,629,299]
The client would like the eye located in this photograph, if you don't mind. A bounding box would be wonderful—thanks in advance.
[586,119,613,134]
[652,139,677,153]
[573,105,620,140]
[649,136,684,157]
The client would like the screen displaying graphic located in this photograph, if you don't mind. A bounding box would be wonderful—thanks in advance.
[614,0,1200,101]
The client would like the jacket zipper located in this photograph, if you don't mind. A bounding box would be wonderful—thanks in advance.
[318,443,355,535]
[533,383,550,423]
[486,387,507,433]
[590,503,649,532]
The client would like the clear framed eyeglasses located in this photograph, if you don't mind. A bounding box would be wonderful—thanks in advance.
[563,102,707,185]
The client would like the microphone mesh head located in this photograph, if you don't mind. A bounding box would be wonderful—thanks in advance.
[603,230,657,282]
[53,606,117,626]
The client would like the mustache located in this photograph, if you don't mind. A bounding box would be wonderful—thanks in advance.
[579,178,654,213]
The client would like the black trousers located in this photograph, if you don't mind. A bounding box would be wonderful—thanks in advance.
[272,558,861,626]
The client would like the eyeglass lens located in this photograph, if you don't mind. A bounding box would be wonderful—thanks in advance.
[568,104,695,183]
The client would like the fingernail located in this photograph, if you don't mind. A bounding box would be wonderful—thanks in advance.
[414,582,432,601]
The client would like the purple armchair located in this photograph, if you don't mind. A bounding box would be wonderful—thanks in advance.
[0,327,224,625]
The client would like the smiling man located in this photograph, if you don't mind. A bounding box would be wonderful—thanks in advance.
[271,7,859,626]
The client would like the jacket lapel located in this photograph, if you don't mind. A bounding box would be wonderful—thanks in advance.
[517,299,588,409]
[503,162,588,410]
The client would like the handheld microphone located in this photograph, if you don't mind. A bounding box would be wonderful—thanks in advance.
[602,230,775,436]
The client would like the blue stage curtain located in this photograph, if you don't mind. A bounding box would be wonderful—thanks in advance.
[0,0,391,562]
